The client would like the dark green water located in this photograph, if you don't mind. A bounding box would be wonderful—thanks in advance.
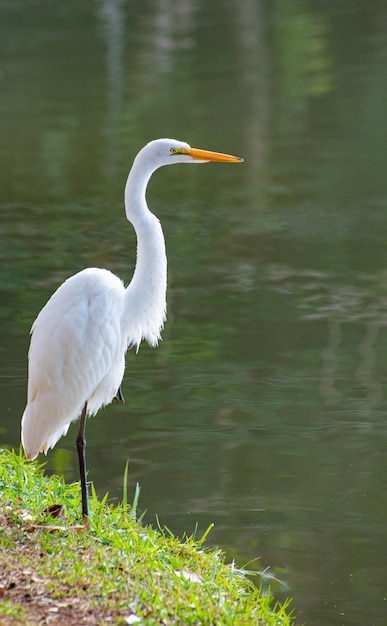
[2,2,387,624]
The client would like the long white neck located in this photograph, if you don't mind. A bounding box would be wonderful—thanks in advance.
[123,153,167,349]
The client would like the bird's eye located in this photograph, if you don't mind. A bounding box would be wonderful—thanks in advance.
[170,148,178,155]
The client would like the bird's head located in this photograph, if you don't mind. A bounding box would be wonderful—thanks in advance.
[138,138,243,169]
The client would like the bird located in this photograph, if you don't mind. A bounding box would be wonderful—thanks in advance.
[21,138,243,518]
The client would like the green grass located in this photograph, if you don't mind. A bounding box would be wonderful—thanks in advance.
[0,448,294,625]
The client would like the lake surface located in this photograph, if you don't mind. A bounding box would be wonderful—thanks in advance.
[1,2,387,624]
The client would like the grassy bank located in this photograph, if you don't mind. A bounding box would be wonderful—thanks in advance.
[0,449,293,625]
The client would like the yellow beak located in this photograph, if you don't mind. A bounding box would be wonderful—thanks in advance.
[185,147,243,163]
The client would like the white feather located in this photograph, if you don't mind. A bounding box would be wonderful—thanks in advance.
[21,269,127,458]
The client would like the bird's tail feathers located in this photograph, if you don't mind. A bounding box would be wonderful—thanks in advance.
[21,398,73,460]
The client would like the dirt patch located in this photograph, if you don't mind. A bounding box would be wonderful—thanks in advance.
[0,565,119,625]
[0,514,122,626]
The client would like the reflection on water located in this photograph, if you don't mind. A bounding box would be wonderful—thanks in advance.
[266,263,387,409]
[2,2,387,625]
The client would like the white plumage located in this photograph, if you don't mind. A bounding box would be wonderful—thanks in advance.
[21,269,128,459]
[21,137,243,517]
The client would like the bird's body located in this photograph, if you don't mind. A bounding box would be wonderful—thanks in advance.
[21,138,242,517]
[21,269,129,459]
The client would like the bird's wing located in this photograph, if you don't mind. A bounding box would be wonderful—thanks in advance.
[22,268,126,459]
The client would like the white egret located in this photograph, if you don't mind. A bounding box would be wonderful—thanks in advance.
[21,138,243,518]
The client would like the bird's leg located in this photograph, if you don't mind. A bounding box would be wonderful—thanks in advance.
[114,385,125,404]
[76,402,89,519]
